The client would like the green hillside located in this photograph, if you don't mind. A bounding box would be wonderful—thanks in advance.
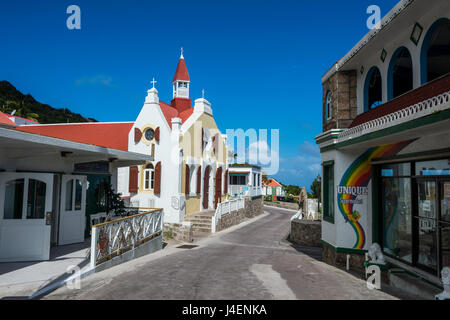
[0,81,97,123]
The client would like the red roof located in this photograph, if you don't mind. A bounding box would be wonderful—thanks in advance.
[0,112,16,127]
[350,74,450,128]
[15,122,134,151]
[159,101,194,128]
[172,57,190,82]
[263,178,282,188]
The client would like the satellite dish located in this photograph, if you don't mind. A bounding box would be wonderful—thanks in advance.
[11,109,16,116]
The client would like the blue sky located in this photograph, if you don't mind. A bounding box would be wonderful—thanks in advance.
[0,0,399,190]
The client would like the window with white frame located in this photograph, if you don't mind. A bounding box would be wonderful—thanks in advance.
[325,91,332,121]
[144,163,154,191]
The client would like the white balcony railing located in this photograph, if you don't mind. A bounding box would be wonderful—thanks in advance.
[90,208,163,267]
[229,185,262,198]
[337,91,450,143]
[211,198,245,233]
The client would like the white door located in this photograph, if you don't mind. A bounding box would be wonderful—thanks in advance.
[58,175,87,245]
[0,173,53,262]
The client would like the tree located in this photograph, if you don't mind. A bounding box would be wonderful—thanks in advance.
[3,100,39,122]
[310,175,321,199]
[284,185,301,196]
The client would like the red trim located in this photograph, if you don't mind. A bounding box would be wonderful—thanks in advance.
[350,74,450,128]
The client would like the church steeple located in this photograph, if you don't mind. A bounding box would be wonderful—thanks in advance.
[171,48,191,112]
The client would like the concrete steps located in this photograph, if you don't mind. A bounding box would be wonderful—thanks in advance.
[184,212,214,238]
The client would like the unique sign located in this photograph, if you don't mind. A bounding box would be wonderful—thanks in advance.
[337,141,411,249]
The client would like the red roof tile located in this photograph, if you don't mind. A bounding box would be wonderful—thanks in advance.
[159,100,194,128]
[172,57,190,82]
[0,112,16,127]
[15,122,134,151]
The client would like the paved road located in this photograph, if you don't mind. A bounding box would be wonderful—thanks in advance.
[45,206,400,300]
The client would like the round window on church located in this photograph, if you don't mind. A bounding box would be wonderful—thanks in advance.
[144,128,155,141]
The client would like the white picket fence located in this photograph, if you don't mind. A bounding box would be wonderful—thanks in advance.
[211,198,245,233]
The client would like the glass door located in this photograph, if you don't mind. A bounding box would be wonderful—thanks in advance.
[416,179,438,273]
[440,180,450,271]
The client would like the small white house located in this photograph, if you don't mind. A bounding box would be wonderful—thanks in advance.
[262,178,286,198]
[228,164,262,198]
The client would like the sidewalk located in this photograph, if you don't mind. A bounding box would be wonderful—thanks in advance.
[0,240,91,299]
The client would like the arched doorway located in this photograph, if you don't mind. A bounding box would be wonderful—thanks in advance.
[388,47,413,100]
[203,166,211,209]
[364,66,383,111]
[214,167,222,209]
[421,18,450,84]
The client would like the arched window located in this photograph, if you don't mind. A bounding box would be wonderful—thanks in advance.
[388,47,413,100]
[325,91,332,121]
[421,18,450,84]
[144,163,154,191]
[364,67,383,111]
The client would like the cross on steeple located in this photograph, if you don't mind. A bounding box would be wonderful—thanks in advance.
[202,89,205,99]
[151,77,157,88]
[180,47,184,59]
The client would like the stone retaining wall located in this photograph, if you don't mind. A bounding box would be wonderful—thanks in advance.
[163,222,193,242]
[264,201,299,210]
[322,243,366,273]
[216,196,263,232]
[289,219,322,247]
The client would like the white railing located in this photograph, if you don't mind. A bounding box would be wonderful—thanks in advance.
[211,198,245,233]
[229,185,262,198]
[338,91,450,142]
[90,208,163,267]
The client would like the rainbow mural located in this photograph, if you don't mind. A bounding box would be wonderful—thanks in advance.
[337,141,411,249]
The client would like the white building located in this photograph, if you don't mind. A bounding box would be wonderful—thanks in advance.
[0,115,150,262]
[262,178,286,198]
[228,164,262,198]
[117,51,229,223]
[315,0,450,285]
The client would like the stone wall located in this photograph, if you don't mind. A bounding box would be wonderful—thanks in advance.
[322,243,366,274]
[163,222,193,242]
[216,196,263,232]
[322,70,357,132]
[290,219,321,247]
[264,201,299,211]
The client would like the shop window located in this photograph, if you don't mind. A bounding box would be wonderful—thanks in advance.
[381,176,412,262]
[421,18,450,84]
[415,159,450,176]
[388,47,413,100]
[4,179,24,219]
[27,179,46,219]
[364,67,383,111]
[323,163,334,223]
